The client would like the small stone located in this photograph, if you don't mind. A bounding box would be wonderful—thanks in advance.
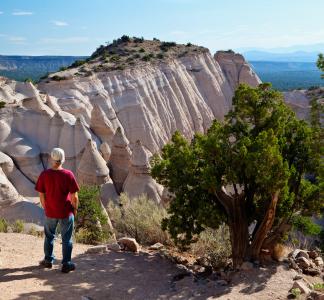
[148,242,164,250]
[315,257,324,267]
[240,261,254,271]
[85,245,108,254]
[291,280,311,294]
[296,250,310,260]
[308,250,319,259]
[297,257,311,269]
[216,280,228,286]
[118,237,140,253]
[107,243,121,252]
[303,268,321,276]
[289,249,301,259]
[293,274,303,280]
[310,291,324,300]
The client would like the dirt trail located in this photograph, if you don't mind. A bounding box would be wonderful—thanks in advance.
[0,233,298,300]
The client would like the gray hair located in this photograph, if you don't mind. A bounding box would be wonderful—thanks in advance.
[51,148,65,164]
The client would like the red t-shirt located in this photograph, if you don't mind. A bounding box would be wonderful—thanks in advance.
[35,168,80,219]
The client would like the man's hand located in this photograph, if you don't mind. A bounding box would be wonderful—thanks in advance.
[39,192,45,209]
[71,192,79,215]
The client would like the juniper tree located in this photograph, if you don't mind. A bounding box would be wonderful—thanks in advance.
[151,83,323,268]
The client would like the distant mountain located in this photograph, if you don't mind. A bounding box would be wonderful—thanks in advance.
[249,61,323,91]
[242,51,320,62]
[239,43,324,62]
[0,55,87,81]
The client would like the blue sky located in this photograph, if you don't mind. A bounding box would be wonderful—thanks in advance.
[0,0,323,55]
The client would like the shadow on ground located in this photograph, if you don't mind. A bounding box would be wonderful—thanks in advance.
[0,249,286,300]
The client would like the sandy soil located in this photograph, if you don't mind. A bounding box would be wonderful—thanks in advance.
[0,233,302,300]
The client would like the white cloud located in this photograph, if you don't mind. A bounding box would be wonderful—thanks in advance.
[40,37,89,44]
[12,11,33,16]
[52,20,69,27]
[9,36,26,42]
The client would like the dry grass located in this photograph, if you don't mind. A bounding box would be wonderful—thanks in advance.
[107,193,171,246]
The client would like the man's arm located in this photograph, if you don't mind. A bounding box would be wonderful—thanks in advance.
[71,192,79,215]
[39,192,45,209]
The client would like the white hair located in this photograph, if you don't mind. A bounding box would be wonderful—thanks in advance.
[51,148,65,164]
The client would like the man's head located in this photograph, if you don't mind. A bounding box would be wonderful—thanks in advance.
[50,148,65,169]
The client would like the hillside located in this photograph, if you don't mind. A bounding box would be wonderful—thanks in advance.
[0,55,86,82]
[0,38,260,222]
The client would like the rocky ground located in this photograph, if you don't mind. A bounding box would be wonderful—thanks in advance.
[2,233,323,300]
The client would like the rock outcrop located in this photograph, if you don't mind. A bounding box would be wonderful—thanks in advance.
[0,38,262,222]
[123,140,163,203]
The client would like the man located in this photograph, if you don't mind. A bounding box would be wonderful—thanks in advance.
[35,148,80,273]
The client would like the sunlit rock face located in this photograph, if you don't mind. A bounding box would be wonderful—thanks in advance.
[0,46,262,222]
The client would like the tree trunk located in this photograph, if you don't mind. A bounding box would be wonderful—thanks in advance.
[249,191,280,261]
[215,189,249,269]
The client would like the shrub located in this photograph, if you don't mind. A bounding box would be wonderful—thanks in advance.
[12,220,24,233]
[133,53,141,59]
[190,226,231,269]
[75,186,110,245]
[59,66,68,71]
[290,288,301,299]
[153,37,160,42]
[0,218,8,232]
[110,55,121,62]
[70,60,86,68]
[142,54,154,61]
[156,53,164,59]
[139,48,145,53]
[0,101,6,109]
[108,193,171,245]
[120,35,131,43]
[133,36,144,43]
[24,78,35,83]
[51,75,66,81]
[160,41,176,51]
[186,42,192,47]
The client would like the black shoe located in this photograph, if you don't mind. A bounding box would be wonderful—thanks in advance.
[61,263,75,273]
[39,259,53,269]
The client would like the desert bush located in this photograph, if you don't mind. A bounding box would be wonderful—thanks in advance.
[75,186,110,245]
[0,218,8,232]
[0,101,6,109]
[139,48,145,53]
[190,226,231,269]
[290,288,301,298]
[186,42,192,47]
[160,41,176,51]
[59,66,68,71]
[153,37,160,42]
[142,54,154,61]
[12,220,24,233]
[51,75,66,81]
[133,36,144,43]
[108,193,171,245]
[70,60,86,68]
[156,53,164,59]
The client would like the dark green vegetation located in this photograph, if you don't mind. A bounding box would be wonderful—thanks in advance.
[151,83,323,268]
[317,53,324,78]
[250,61,323,91]
[75,186,111,244]
[0,55,87,81]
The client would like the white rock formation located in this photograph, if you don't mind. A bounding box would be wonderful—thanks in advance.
[215,51,261,90]
[0,47,263,220]
[109,128,131,193]
[123,140,163,203]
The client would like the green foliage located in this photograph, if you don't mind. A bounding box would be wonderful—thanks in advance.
[156,53,164,59]
[0,101,6,109]
[108,194,170,245]
[151,83,322,255]
[317,53,324,78]
[75,186,109,244]
[292,215,322,236]
[51,75,66,81]
[24,78,35,83]
[313,283,324,291]
[59,66,68,71]
[290,288,301,298]
[186,43,192,47]
[160,41,177,51]
[70,59,86,68]
[133,36,144,43]
[139,48,145,53]
[12,220,24,233]
[0,218,8,232]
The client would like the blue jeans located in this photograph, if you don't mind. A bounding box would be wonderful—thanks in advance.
[44,215,74,266]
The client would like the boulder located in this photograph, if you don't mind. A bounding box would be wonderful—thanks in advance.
[149,242,164,250]
[314,257,323,267]
[291,280,311,294]
[85,245,108,254]
[297,257,311,269]
[296,250,310,260]
[107,243,121,252]
[118,237,140,253]
[310,291,324,300]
